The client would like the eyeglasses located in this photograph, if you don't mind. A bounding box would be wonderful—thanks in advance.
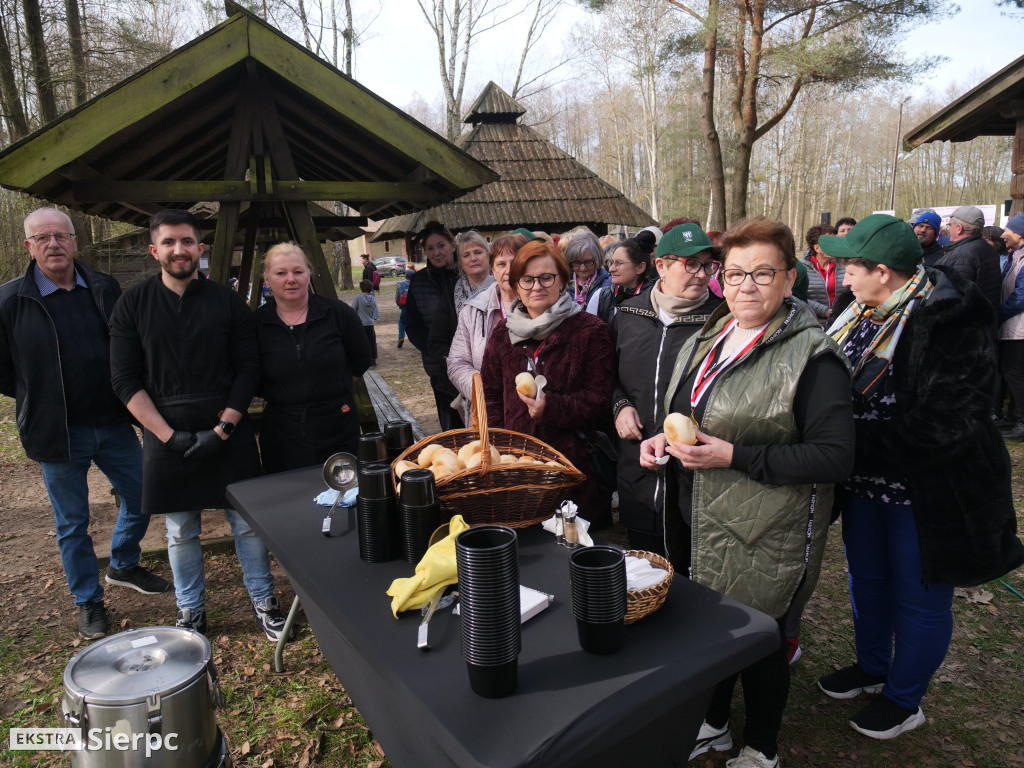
[27,232,74,244]
[666,257,722,276]
[570,259,596,270]
[517,273,557,289]
[720,267,788,286]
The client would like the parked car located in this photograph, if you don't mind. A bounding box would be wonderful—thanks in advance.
[373,256,408,277]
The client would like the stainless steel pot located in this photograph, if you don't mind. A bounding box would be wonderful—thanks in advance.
[63,627,222,768]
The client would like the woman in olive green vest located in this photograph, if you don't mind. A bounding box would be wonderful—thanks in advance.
[640,217,855,768]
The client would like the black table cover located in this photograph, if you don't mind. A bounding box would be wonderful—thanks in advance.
[228,467,778,768]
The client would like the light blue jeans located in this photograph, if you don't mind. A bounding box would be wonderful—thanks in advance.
[164,509,274,611]
[39,421,149,605]
[842,494,954,710]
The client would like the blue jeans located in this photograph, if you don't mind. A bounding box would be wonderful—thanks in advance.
[164,509,274,611]
[842,494,954,710]
[39,421,149,605]
[398,306,407,340]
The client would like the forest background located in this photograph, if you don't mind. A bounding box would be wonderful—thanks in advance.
[0,0,1022,282]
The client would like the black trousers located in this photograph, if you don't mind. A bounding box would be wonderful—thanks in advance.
[705,617,789,759]
[1000,340,1024,421]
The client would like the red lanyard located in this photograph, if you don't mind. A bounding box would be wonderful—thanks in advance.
[690,319,767,409]
[613,283,644,298]
[528,337,549,372]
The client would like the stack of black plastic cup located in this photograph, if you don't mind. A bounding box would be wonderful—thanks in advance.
[357,432,388,475]
[356,462,399,562]
[384,421,415,462]
[569,546,627,654]
[397,468,441,564]
[455,525,521,698]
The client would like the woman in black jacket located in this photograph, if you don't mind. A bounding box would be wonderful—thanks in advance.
[610,224,722,553]
[405,221,463,430]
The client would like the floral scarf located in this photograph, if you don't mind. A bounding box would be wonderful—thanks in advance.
[454,273,496,316]
[828,265,932,396]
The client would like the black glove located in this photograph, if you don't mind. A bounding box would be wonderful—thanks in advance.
[164,430,196,454]
[183,429,226,459]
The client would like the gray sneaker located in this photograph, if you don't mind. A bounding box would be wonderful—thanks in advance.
[253,596,294,642]
[175,607,208,635]
[78,601,108,640]
[106,565,169,595]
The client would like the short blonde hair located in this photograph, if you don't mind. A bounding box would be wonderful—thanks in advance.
[455,230,490,265]
[263,242,311,275]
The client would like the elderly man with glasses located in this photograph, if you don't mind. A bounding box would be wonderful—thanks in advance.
[0,207,168,641]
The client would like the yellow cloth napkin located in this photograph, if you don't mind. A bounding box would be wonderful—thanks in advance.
[387,515,470,617]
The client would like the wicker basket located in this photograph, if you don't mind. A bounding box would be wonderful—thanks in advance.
[391,374,585,528]
[624,550,674,624]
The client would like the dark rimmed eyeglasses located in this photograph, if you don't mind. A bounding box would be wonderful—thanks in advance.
[663,257,722,276]
[720,267,788,286]
[516,273,558,289]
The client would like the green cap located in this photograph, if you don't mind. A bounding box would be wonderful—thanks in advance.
[818,214,922,271]
[511,227,540,241]
[655,223,718,260]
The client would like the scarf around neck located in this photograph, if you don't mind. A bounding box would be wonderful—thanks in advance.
[506,291,582,345]
[828,264,932,395]
[650,279,709,318]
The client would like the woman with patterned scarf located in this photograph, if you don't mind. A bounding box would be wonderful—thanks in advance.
[816,215,1024,742]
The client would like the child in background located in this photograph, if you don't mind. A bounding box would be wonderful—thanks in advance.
[352,280,379,367]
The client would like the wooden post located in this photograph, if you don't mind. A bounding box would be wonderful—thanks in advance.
[1011,117,1024,217]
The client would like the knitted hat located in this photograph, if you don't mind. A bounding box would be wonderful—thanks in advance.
[817,214,922,271]
[912,210,941,235]
[1005,213,1024,237]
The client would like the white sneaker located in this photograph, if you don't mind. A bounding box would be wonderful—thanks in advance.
[689,720,732,760]
[726,746,779,768]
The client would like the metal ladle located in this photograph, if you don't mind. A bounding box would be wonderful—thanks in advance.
[321,452,358,536]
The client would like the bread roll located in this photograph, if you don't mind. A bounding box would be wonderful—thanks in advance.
[432,451,460,474]
[466,453,482,469]
[488,445,501,464]
[664,412,698,446]
[395,460,419,478]
[499,454,518,464]
[457,440,482,467]
[417,444,445,468]
[515,372,537,398]
[430,465,452,481]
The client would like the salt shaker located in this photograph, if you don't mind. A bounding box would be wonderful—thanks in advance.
[554,508,565,546]
[561,501,580,549]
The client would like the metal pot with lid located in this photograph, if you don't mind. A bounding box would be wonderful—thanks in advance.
[62,626,224,768]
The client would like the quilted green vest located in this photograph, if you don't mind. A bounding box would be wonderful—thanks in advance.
[666,299,848,618]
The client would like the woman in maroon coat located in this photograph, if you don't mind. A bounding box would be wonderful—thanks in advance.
[480,239,615,525]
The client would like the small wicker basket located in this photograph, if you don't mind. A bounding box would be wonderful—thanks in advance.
[624,550,674,624]
[392,374,585,528]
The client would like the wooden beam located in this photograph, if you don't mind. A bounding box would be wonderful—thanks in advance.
[209,88,250,284]
[69,179,445,203]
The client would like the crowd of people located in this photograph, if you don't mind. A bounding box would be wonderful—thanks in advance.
[2,205,1024,768]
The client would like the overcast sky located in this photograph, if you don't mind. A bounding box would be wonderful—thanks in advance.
[350,0,1024,113]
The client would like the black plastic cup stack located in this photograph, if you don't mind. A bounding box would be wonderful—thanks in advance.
[569,546,627,654]
[357,432,388,476]
[356,462,399,562]
[397,468,441,564]
[455,525,521,698]
[384,421,415,462]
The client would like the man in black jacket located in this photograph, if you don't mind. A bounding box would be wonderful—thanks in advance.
[940,205,1001,312]
[109,209,289,641]
[0,208,167,640]
[911,210,945,266]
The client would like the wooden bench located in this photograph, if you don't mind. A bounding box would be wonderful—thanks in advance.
[358,371,428,441]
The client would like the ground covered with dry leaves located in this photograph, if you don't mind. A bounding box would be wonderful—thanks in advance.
[2,283,1023,767]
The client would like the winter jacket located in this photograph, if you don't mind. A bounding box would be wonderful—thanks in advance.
[447,284,505,411]
[939,234,1001,312]
[405,264,457,378]
[998,246,1024,337]
[609,289,721,537]
[569,268,612,306]
[665,299,854,617]
[847,266,1024,586]
[585,273,658,326]
[481,310,614,514]
[351,293,379,326]
[800,253,847,324]
[920,240,945,267]
[0,260,126,462]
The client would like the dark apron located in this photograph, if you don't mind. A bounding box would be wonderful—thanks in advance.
[258,398,360,474]
[141,394,261,514]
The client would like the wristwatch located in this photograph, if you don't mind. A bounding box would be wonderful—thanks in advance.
[217,420,235,436]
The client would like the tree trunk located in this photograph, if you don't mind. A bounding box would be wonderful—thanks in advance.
[0,17,28,140]
[700,0,726,230]
[22,0,57,123]
[65,0,87,105]
[344,0,353,74]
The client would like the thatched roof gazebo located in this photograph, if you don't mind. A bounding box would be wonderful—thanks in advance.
[372,82,656,243]
[903,52,1024,216]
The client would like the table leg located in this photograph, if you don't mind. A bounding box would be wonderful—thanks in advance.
[274,596,303,673]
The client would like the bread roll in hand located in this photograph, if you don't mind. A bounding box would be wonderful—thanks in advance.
[515,372,537,398]
[664,412,698,446]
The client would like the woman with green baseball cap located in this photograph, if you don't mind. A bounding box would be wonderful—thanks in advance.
[817,214,1024,740]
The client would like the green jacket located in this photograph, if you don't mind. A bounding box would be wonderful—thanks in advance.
[666,299,849,617]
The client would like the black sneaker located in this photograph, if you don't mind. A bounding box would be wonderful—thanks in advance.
[253,596,294,642]
[176,607,208,635]
[78,601,108,640]
[106,565,169,595]
[850,696,925,739]
[818,664,887,699]
[1002,422,1024,441]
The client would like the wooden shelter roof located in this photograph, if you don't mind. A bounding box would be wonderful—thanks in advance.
[0,3,497,296]
[373,82,656,239]
[903,52,1024,149]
